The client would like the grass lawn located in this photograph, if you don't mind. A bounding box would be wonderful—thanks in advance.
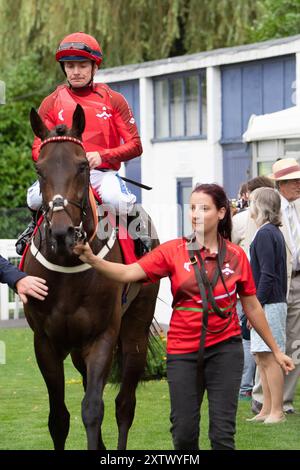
[0,328,299,450]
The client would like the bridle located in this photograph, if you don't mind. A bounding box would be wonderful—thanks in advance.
[39,135,90,244]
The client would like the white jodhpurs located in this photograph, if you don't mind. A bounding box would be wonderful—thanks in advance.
[27,170,136,215]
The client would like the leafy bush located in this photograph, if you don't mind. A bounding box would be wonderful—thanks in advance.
[0,207,30,238]
[0,53,55,209]
[144,333,167,380]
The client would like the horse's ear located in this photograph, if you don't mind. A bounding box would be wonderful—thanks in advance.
[30,108,49,140]
[71,104,85,138]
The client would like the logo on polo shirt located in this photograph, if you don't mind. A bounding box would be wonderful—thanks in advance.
[96,106,112,120]
[222,263,234,276]
[184,262,192,272]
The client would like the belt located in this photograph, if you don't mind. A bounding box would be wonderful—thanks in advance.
[291,270,300,277]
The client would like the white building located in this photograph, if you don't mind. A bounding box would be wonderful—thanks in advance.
[94,35,300,324]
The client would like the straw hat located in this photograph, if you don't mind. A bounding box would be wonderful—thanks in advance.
[270,158,300,180]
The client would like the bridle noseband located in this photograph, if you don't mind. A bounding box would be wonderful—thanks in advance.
[39,136,89,243]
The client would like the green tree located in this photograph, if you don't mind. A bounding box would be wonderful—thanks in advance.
[0,0,259,75]
[0,0,187,73]
[0,53,54,209]
[250,0,300,42]
[183,0,257,52]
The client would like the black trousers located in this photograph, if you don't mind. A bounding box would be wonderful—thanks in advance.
[167,337,244,450]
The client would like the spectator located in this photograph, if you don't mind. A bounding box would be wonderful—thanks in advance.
[247,188,287,424]
[252,158,300,415]
[232,176,274,401]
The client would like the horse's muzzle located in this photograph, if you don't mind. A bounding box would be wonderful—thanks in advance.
[48,225,76,255]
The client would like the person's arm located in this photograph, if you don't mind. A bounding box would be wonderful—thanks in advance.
[252,229,276,306]
[240,294,294,374]
[97,90,142,168]
[0,255,27,287]
[0,255,48,303]
[15,276,48,303]
[73,243,147,283]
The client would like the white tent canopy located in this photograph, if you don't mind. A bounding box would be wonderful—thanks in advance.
[243,106,300,142]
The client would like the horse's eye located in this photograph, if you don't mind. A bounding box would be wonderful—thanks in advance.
[78,163,88,174]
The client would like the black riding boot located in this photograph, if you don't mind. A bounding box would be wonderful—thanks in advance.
[15,210,38,256]
[127,205,152,257]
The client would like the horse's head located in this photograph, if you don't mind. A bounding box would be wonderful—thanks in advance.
[30,105,92,256]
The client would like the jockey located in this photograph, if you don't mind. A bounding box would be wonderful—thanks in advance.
[16,32,151,256]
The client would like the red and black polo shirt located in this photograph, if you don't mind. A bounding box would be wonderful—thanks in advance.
[137,237,256,354]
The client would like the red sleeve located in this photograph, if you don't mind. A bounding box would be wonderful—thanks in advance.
[137,241,175,283]
[236,248,256,296]
[31,93,58,161]
[100,89,142,166]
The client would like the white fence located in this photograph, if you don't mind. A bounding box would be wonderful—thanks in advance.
[0,239,23,320]
[0,239,172,326]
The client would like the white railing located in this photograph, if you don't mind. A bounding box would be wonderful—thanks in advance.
[0,240,172,326]
[0,239,23,320]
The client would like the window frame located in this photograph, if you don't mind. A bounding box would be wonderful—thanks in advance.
[177,177,193,237]
[153,70,207,142]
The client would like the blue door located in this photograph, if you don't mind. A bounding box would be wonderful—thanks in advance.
[221,55,295,197]
[108,80,141,202]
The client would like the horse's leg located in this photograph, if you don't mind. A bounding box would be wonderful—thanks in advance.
[116,284,159,450]
[71,350,87,389]
[115,342,147,450]
[81,333,116,450]
[71,350,106,450]
[34,334,70,450]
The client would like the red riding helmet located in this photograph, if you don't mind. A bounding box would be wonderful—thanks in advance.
[55,32,103,66]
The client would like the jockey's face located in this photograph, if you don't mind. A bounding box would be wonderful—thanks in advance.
[64,60,97,88]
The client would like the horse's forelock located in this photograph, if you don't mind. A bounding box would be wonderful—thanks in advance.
[50,124,69,137]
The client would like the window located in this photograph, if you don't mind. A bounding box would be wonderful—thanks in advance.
[154,71,206,140]
[177,178,193,236]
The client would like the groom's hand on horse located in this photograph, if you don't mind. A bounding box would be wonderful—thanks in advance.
[73,242,94,264]
[86,151,102,169]
[16,276,48,304]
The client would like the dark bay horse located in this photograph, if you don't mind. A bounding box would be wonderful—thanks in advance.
[23,104,159,450]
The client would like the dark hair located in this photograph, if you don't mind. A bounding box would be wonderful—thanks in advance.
[192,183,232,240]
[238,182,248,198]
[247,175,274,192]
